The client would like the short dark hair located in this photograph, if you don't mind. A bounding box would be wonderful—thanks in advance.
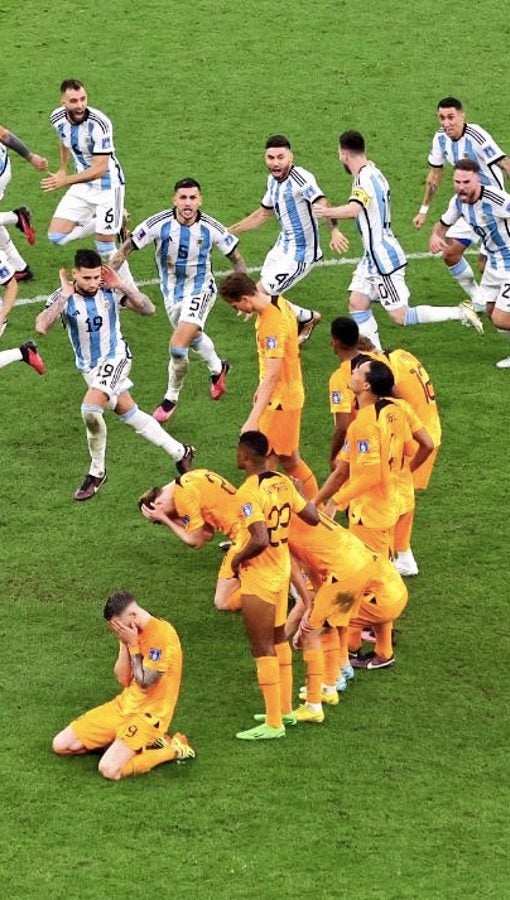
[174,177,201,192]
[74,249,102,269]
[339,130,365,153]
[265,134,291,150]
[103,591,136,620]
[138,486,162,511]
[330,316,359,347]
[60,79,85,94]
[454,159,480,174]
[437,96,463,111]
[364,359,395,397]
[238,430,269,458]
[220,272,258,303]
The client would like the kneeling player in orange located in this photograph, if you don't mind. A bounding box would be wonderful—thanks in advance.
[220,272,318,500]
[348,557,408,668]
[288,511,379,722]
[232,431,319,741]
[52,591,195,779]
[139,468,242,611]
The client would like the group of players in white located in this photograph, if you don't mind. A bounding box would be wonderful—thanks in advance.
[2,81,510,766]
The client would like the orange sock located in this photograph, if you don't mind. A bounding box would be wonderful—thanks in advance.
[288,459,318,500]
[347,624,363,654]
[321,629,340,686]
[256,656,282,728]
[303,649,323,703]
[374,622,393,659]
[121,743,177,778]
[337,627,349,668]
[226,587,242,611]
[275,641,293,715]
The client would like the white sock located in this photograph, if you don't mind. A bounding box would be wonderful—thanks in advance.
[286,300,313,323]
[0,212,17,227]
[447,259,477,300]
[58,221,97,245]
[0,227,26,271]
[81,406,107,477]
[306,701,323,713]
[396,548,416,566]
[350,310,382,348]
[0,347,22,369]
[190,332,221,375]
[119,405,184,460]
[404,305,461,325]
[165,351,189,403]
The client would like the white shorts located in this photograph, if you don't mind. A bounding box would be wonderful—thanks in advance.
[0,250,15,285]
[53,183,125,235]
[475,267,510,312]
[260,246,317,294]
[82,353,133,399]
[0,158,12,202]
[349,261,410,311]
[165,280,216,330]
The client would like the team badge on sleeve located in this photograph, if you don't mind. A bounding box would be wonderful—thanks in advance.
[266,336,278,350]
[350,187,370,207]
[241,503,254,517]
[101,137,112,150]
[331,391,342,404]
[303,185,318,201]
[357,440,370,453]
[149,648,162,662]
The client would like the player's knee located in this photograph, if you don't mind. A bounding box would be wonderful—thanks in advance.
[214,592,229,611]
[189,335,202,350]
[443,244,464,265]
[95,240,115,256]
[169,346,189,359]
[52,733,67,755]
[48,232,67,245]
[98,757,122,781]
[81,404,105,432]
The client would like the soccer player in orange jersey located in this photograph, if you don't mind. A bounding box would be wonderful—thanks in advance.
[138,469,243,611]
[316,358,432,558]
[219,272,318,500]
[232,431,319,740]
[52,591,195,779]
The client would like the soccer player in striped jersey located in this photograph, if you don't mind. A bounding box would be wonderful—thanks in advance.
[42,80,131,280]
[111,178,246,421]
[35,250,194,501]
[0,122,46,283]
[315,130,483,348]
[430,159,510,368]
[413,97,510,303]
[229,134,348,343]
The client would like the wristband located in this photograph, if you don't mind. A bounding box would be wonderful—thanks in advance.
[419,205,429,215]
[128,644,141,656]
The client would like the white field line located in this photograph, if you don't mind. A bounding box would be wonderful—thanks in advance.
[13,248,477,308]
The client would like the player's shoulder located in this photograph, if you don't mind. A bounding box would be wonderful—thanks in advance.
[465,122,492,143]
[290,165,315,185]
[50,106,66,125]
[142,208,175,230]
[150,615,180,645]
[87,106,113,132]
[199,211,227,233]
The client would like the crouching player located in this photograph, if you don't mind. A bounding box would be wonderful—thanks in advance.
[139,468,243,611]
[52,591,195,780]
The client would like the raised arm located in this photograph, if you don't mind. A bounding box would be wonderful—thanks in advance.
[229,206,273,235]
[35,269,73,335]
[0,123,48,170]
[413,166,444,229]
[101,265,155,316]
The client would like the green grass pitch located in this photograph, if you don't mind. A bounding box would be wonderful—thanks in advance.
[1,1,509,897]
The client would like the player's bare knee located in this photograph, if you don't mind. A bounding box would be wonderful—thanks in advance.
[52,733,67,755]
[214,593,229,611]
[389,308,406,326]
[81,407,104,432]
[98,757,122,781]
[443,243,464,266]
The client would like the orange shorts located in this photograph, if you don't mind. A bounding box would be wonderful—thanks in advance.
[239,567,289,627]
[349,521,394,558]
[412,446,439,491]
[218,543,237,580]
[70,695,170,752]
[349,571,408,628]
[258,407,301,457]
[309,557,378,629]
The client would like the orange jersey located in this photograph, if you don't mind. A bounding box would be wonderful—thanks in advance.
[289,509,376,582]
[235,471,307,591]
[256,297,304,411]
[393,398,424,514]
[173,468,238,537]
[388,348,441,446]
[329,351,394,419]
[117,616,182,725]
[337,399,411,529]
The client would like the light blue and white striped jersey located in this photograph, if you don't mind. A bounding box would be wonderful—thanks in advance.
[46,285,128,370]
[441,187,510,273]
[130,209,239,303]
[261,165,324,263]
[0,143,8,177]
[349,163,407,275]
[49,105,125,191]
[429,124,505,188]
